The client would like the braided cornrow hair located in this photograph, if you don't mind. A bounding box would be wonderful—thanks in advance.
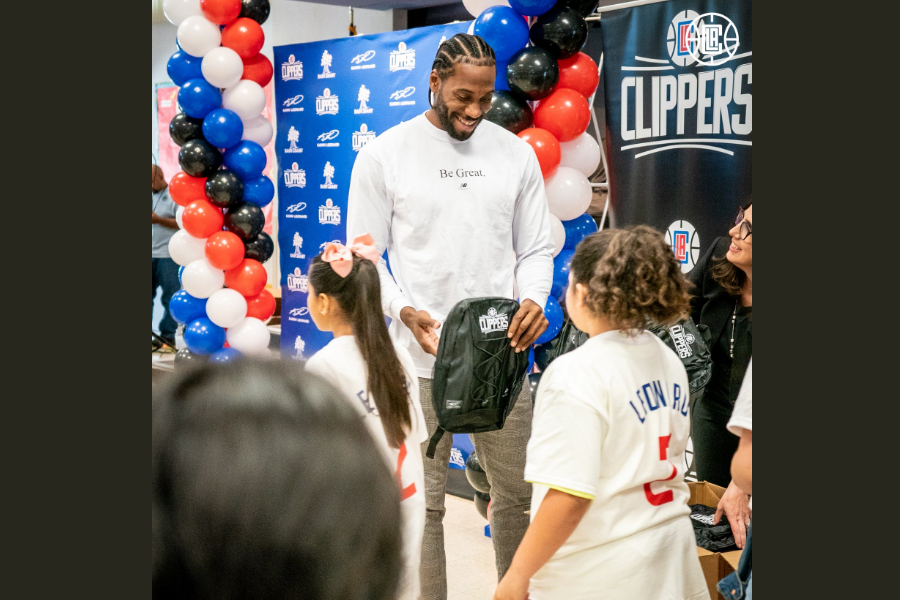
[429,33,496,106]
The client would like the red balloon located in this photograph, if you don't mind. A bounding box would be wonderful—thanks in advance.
[246,289,276,321]
[182,199,224,239]
[557,52,600,99]
[205,231,245,271]
[242,54,273,87]
[222,18,265,60]
[533,88,591,143]
[169,172,207,207]
[225,258,267,297]
[517,128,561,178]
[200,0,241,25]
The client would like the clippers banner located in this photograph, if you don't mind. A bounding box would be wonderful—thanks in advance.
[274,22,470,360]
[599,0,752,274]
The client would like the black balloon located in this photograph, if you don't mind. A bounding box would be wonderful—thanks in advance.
[240,0,270,24]
[474,491,491,520]
[178,139,222,178]
[169,112,204,147]
[224,202,265,242]
[563,0,600,18]
[530,5,588,59]
[465,453,491,494]
[175,347,208,369]
[205,169,244,208]
[528,372,543,405]
[483,90,533,134]
[507,46,560,101]
[244,231,274,263]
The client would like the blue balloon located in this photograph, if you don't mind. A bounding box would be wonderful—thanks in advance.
[508,0,557,17]
[210,347,241,363]
[202,109,244,150]
[473,6,530,62]
[526,346,535,374]
[169,290,208,325]
[178,78,222,119]
[495,58,510,91]
[184,317,226,355]
[562,213,598,250]
[178,266,185,285]
[242,175,275,207]
[223,141,266,181]
[536,296,563,345]
[167,50,203,86]
[550,249,575,299]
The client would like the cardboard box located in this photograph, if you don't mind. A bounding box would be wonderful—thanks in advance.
[689,482,743,599]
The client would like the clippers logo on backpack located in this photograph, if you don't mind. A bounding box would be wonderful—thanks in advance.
[668,324,694,358]
[478,307,509,334]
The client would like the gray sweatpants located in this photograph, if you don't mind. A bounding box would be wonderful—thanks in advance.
[417,377,533,600]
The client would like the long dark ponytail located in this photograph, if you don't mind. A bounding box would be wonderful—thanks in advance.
[308,254,412,449]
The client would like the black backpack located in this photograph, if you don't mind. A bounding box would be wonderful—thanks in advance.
[426,297,529,459]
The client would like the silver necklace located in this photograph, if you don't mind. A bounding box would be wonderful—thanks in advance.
[730,302,738,359]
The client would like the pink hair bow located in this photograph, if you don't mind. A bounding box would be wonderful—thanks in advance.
[321,233,380,277]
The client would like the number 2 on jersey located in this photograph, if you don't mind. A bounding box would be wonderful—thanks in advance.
[644,434,678,506]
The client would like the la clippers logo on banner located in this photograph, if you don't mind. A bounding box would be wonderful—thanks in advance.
[390,42,415,71]
[316,89,339,115]
[282,55,303,81]
[666,220,700,273]
[283,163,306,188]
[352,124,376,151]
[287,268,309,293]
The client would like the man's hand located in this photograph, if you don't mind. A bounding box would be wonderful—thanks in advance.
[493,574,529,600]
[152,212,160,225]
[400,307,441,356]
[507,299,548,353]
[714,480,752,549]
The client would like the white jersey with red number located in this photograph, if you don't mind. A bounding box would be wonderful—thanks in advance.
[305,335,427,600]
[525,330,709,600]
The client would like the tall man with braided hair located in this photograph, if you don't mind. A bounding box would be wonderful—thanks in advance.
[347,33,555,600]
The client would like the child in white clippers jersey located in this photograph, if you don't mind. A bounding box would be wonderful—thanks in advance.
[304,234,428,600]
[494,226,710,600]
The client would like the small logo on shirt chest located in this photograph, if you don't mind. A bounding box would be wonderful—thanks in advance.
[439,168,486,179]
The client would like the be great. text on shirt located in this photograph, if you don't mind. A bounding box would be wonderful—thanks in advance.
[439,169,485,178]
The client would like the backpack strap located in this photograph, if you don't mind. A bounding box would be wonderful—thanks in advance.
[425,427,445,459]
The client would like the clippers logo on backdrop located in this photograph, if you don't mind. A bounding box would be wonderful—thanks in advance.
[449,448,465,468]
[350,50,376,70]
[316,89,339,115]
[667,324,695,359]
[479,307,509,334]
[293,335,306,360]
[282,94,304,113]
[318,50,335,79]
[389,42,415,72]
[290,233,305,259]
[355,85,373,115]
[281,54,303,81]
[389,86,416,107]
[666,220,700,273]
[283,163,306,189]
[319,199,341,225]
[287,268,309,293]
[619,10,750,158]
[317,129,340,148]
[320,162,337,189]
[352,124,376,152]
[285,126,303,153]
[288,307,310,324]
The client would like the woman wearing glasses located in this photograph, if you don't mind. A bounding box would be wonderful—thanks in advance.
[689,201,753,549]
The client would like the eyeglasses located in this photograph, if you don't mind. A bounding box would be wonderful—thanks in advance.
[734,207,752,240]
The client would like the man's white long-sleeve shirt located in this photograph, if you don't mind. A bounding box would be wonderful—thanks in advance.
[347,113,555,378]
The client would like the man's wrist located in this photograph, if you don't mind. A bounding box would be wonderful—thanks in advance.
[393,300,415,323]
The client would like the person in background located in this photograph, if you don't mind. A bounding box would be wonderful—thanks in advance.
[152,164,180,351]
[494,227,708,600]
[152,359,403,600]
[346,33,555,600]
[688,201,753,547]
[304,235,428,600]
[724,358,752,598]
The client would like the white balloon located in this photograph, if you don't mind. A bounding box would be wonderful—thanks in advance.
[163,0,202,26]
[182,259,225,298]
[227,317,271,355]
[201,47,244,89]
[545,167,593,221]
[559,132,602,178]
[168,230,207,266]
[549,214,566,257]
[206,289,248,328]
[241,115,273,146]
[176,16,222,58]
[463,0,510,18]
[175,206,185,229]
[223,80,266,122]
[467,21,476,35]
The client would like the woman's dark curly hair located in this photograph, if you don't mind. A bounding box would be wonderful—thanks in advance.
[711,199,752,297]
[570,226,691,334]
